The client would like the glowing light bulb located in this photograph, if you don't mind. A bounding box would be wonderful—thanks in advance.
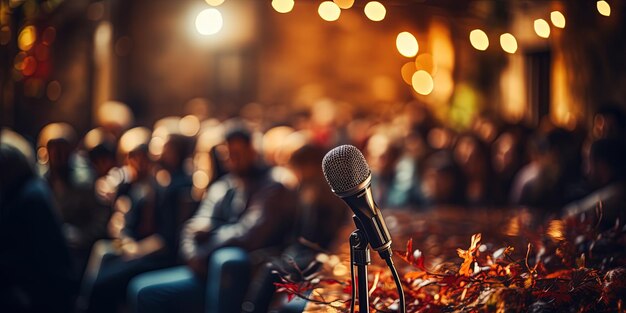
[396,32,419,58]
[272,0,294,14]
[550,11,566,28]
[364,1,386,21]
[597,1,611,16]
[318,1,341,21]
[195,8,223,35]
[499,33,518,54]
[469,29,489,51]
[534,18,550,38]
[412,70,434,95]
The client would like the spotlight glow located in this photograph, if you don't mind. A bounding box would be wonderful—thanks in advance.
[195,8,223,35]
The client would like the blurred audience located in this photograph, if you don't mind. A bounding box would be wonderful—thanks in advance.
[127,125,297,313]
[2,97,626,312]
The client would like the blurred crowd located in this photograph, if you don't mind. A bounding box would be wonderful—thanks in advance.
[1,98,626,313]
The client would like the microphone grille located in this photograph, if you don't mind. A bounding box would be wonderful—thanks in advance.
[322,145,371,194]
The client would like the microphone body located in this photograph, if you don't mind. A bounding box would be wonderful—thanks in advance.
[322,145,393,259]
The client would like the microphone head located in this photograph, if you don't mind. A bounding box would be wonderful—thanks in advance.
[322,145,371,195]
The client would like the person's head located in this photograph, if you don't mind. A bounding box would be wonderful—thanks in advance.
[587,138,626,187]
[593,104,626,139]
[365,133,403,177]
[160,134,191,172]
[289,144,326,184]
[88,143,117,177]
[127,144,151,178]
[454,133,491,179]
[420,151,466,205]
[224,126,257,177]
[47,138,73,173]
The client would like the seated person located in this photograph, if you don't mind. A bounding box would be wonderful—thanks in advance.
[563,138,626,231]
[1,139,74,313]
[128,126,297,313]
[242,144,350,313]
[80,131,193,313]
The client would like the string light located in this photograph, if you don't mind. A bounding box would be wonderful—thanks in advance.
[318,1,341,21]
[412,70,434,95]
[333,0,354,9]
[195,8,223,35]
[597,0,611,16]
[534,18,550,38]
[550,11,566,28]
[396,32,419,58]
[469,29,489,51]
[499,33,518,54]
[364,1,386,21]
[272,0,294,14]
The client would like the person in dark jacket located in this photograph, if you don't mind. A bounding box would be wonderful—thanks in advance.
[128,126,298,313]
[0,141,74,313]
[79,132,194,313]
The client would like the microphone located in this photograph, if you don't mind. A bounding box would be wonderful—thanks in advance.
[322,144,393,259]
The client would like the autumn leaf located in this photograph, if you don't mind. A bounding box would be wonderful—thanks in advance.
[457,233,482,276]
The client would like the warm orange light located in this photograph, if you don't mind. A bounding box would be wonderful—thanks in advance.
[396,32,419,57]
[597,0,611,16]
[205,0,224,6]
[499,33,518,54]
[318,1,341,22]
[469,29,489,51]
[534,19,550,38]
[550,11,566,28]
[195,8,223,35]
[272,0,294,14]
[193,171,210,189]
[18,25,36,51]
[179,115,201,136]
[415,53,436,75]
[364,1,386,22]
[411,70,434,95]
[400,62,416,85]
[334,0,354,9]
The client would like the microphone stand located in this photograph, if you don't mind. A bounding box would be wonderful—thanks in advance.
[349,226,370,313]
[349,216,406,313]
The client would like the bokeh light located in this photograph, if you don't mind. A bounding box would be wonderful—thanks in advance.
[597,0,611,16]
[195,8,223,35]
[469,29,489,51]
[411,70,434,95]
[46,80,62,101]
[400,62,416,85]
[318,1,341,22]
[334,0,354,9]
[396,32,419,58]
[364,1,386,22]
[0,26,10,45]
[534,19,550,38]
[415,53,436,75]
[550,11,566,28]
[179,115,201,137]
[205,0,225,6]
[499,33,518,54]
[272,0,294,14]
[18,25,36,51]
[193,171,210,189]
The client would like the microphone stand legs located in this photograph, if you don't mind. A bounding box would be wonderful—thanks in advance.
[349,229,370,313]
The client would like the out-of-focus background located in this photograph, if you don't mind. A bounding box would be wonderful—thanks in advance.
[2,1,626,313]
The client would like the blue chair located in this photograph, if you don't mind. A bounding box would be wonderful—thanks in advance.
[205,247,251,313]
